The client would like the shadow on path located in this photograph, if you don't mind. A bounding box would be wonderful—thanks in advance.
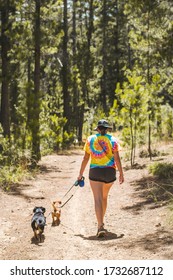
[75,232,124,241]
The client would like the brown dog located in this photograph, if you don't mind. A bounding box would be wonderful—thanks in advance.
[51,201,61,226]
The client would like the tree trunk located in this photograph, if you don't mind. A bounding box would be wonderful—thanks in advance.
[62,0,70,133]
[101,0,107,112]
[147,2,152,160]
[31,0,41,162]
[72,0,79,137]
[129,107,134,167]
[0,2,10,137]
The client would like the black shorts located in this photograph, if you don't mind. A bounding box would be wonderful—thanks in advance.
[89,167,116,183]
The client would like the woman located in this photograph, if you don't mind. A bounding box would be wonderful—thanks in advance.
[78,119,124,238]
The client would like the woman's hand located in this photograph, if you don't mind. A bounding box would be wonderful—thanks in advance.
[114,151,124,184]
[77,174,83,181]
[119,173,124,184]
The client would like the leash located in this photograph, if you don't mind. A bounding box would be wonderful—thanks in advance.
[44,177,85,218]
[57,176,85,209]
[59,187,79,208]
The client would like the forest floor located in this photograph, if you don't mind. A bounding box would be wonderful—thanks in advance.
[1,142,173,260]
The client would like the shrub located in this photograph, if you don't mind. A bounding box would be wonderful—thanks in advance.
[0,165,28,191]
[139,149,160,158]
[149,162,173,179]
[0,137,31,190]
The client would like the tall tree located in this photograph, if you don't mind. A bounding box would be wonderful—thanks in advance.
[31,0,41,161]
[62,0,70,133]
[0,1,10,137]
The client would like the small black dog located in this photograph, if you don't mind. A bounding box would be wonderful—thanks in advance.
[31,207,46,242]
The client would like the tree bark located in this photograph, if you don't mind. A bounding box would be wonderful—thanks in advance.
[62,0,70,133]
[101,0,107,112]
[147,2,152,160]
[0,2,10,137]
[31,0,41,162]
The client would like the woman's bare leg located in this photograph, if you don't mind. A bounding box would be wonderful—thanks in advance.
[90,180,104,228]
[90,180,113,229]
[102,182,113,219]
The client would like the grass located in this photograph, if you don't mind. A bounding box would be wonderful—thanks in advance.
[0,165,30,191]
[149,162,173,179]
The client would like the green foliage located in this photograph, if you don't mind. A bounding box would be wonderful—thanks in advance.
[40,97,67,152]
[149,162,173,179]
[1,0,173,170]
[112,65,164,166]
[0,134,30,190]
[0,165,29,191]
[0,133,28,166]
[113,70,149,165]
[62,131,75,148]
[161,104,173,139]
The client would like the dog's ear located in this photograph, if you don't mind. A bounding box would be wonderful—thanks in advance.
[41,207,46,213]
[33,207,38,213]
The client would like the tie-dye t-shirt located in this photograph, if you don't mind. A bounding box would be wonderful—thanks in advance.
[84,133,119,169]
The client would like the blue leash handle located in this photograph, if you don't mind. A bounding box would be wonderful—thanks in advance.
[74,176,85,187]
[59,177,85,208]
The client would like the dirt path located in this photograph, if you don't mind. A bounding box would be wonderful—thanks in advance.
[0,149,173,260]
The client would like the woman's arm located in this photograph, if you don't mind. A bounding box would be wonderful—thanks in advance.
[78,151,90,180]
[114,151,124,184]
